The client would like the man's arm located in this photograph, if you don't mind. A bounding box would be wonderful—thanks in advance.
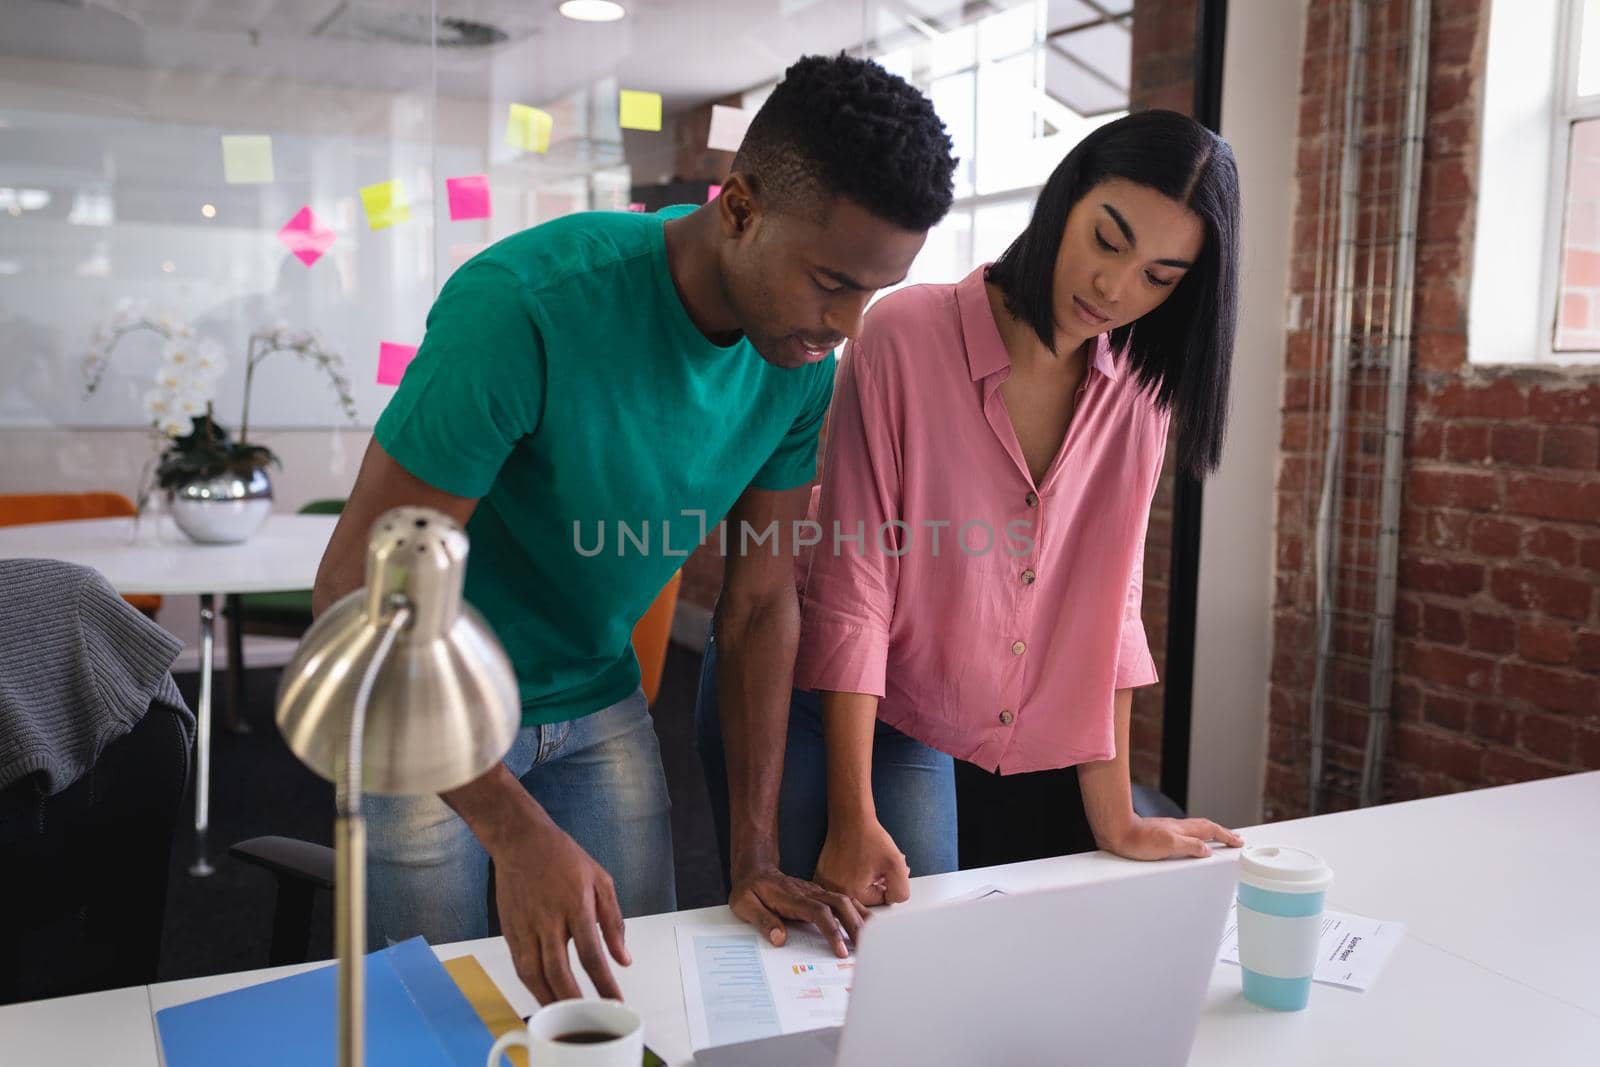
[716,483,867,957]
[313,439,630,1004]
[312,438,480,615]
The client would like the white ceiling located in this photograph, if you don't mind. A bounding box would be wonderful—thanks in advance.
[1,0,1019,114]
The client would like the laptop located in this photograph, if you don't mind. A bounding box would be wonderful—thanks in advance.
[695,855,1237,1067]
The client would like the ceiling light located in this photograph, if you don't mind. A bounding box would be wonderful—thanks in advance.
[162,260,176,273]
[201,203,217,218]
[559,1,625,23]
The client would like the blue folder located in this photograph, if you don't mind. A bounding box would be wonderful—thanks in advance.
[155,937,494,1067]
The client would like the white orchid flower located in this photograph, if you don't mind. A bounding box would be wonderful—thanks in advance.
[143,388,174,421]
[192,338,227,378]
[157,415,190,439]
[161,339,194,368]
[154,364,187,392]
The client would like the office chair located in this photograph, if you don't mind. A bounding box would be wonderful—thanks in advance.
[0,557,193,1007]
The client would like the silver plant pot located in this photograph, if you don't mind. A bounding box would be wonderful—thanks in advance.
[170,466,273,544]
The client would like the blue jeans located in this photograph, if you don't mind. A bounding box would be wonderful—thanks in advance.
[364,688,676,947]
[693,634,958,887]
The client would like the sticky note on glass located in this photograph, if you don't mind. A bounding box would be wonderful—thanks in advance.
[627,202,647,212]
[222,135,275,184]
[506,103,553,154]
[277,206,335,267]
[619,90,662,132]
[706,105,753,152]
[377,342,418,386]
[446,175,491,221]
[360,180,410,230]
[706,184,721,203]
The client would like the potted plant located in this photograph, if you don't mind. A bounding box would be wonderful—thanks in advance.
[84,305,358,544]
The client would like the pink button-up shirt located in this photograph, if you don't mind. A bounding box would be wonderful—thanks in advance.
[793,266,1169,774]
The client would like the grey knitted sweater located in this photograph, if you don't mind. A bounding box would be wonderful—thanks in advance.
[0,558,194,795]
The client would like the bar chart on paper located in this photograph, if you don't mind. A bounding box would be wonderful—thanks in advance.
[676,926,856,1051]
[675,886,1006,1052]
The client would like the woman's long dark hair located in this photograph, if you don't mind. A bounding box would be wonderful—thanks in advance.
[986,109,1240,478]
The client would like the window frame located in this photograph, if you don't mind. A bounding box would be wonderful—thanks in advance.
[1538,0,1600,360]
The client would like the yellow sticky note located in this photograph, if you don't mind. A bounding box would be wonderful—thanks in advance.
[619,89,662,132]
[505,103,553,154]
[359,180,410,230]
[221,135,274,184]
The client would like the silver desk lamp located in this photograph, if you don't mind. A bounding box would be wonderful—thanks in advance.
[275,506,520,1067]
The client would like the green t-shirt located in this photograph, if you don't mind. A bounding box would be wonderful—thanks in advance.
[374,207,834,725]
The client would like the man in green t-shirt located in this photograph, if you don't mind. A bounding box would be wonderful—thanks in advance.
[312,54,955,1004]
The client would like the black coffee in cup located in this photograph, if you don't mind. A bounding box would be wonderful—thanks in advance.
[554,1030,618,1045]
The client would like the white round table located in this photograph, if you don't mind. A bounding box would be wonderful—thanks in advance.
[0,513,338,875]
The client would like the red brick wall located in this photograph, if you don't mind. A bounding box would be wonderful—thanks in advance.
[1264,0,1600,820]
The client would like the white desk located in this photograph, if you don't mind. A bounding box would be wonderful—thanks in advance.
[0,512,337,875]
[6,773,1598,1066]
[0,984,159,1067]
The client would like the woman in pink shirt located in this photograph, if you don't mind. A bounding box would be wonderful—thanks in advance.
[696,110,1245,907]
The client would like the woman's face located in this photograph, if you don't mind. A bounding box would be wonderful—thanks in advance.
[1051,177,1205,348]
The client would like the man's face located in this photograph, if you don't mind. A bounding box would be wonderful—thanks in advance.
[718,186,928,369]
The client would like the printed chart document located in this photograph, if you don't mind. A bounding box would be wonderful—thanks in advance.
[676,883,1010,1050]
[1216,902,1406,991]
[675,924,854,1050]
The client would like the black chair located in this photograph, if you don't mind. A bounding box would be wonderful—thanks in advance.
[228,836,336,966]
[0,702,191,1004]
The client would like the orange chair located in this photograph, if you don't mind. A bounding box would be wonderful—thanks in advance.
[0,493,162,618]
[633,571,682,706]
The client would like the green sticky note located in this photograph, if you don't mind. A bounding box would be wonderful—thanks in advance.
[505,103,553,154]
[360,180,410,230]
[619,90,662,132]
[221,135,275,184]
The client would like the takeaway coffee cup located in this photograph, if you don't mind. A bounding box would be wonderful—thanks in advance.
[486,998,643,1067]
[1235,844,1333,1011]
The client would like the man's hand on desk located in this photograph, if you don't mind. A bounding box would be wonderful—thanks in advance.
[728,859,868,960]
[1096,815,1244,862]
[490,818,632,1004]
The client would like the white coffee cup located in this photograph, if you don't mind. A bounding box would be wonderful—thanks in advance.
[486,998,643,1067]
[1235,844,1333,1011]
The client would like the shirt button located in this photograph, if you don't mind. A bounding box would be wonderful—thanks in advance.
[1025,491,1039,508]
[999,709,1015,726]
[1011,640,1026,656]
[1020,569,1036,585]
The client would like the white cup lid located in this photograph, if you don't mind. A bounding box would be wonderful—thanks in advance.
[1239,845,1332,891]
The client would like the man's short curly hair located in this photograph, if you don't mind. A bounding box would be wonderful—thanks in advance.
[731,54,957,232]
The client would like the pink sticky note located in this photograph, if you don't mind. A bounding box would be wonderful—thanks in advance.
[277,206,335,267]
[377,341,418,387]
[627,202,647,212]
[446,175,491,221]
[706,184,722,203]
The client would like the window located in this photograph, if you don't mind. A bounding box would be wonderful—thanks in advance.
[1551,0,1600,351]
[1470,0,1600,363]
[865,0,1129,295]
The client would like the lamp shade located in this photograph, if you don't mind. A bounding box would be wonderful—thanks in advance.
[276,506,520,795]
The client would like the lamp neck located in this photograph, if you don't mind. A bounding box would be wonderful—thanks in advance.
[336,601,412,818]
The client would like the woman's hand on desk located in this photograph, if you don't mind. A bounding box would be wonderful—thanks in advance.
[1096,815,1244,862]
[814,815,912,907]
